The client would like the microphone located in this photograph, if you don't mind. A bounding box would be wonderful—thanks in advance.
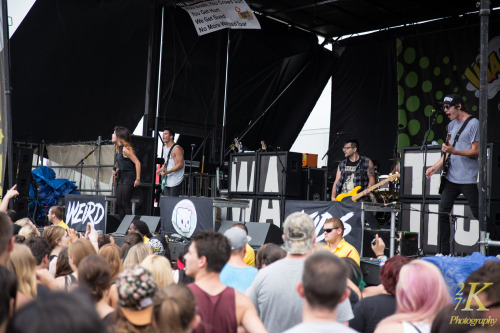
[431,107,443,114]
[98,139,112,144]
[383,201,398,207]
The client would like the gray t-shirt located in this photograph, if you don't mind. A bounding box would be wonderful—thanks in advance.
[247,258,354,333]
[283,321,359,333]
[446,117,479,184]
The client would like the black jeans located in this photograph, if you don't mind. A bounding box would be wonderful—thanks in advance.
[438,180,479,254]
[163,182,183,197]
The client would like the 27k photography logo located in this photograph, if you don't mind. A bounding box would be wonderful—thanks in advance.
[451,282,498,327]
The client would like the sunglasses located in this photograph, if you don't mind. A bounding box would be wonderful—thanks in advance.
[444,105,454,110]
[324,227,340,233]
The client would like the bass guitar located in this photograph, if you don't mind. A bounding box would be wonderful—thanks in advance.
[438,132,452,194]
[335,173,400,202]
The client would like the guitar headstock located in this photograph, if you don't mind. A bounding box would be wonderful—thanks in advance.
[388,172,400,181]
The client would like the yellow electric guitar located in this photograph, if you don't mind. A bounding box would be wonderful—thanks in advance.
[336,173,400,202]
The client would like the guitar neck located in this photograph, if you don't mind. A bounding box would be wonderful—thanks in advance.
[352,178,392,201]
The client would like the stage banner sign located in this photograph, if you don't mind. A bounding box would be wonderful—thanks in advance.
[65,194,106,233]
[397,23,500,149]
[178,0,261,36]
[285,200,363,254]
[160,196,213,238]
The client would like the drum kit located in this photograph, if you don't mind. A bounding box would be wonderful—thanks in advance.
[370,158,401,222]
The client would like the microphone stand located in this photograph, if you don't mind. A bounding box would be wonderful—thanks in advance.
[75,142,103,192]
[188,144,195,196]
[322,132,348,160]
[418,109,441,253]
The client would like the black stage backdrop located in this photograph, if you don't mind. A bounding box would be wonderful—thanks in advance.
[329,40,398,176]
[397,22,500,148]
[156,8,335,153]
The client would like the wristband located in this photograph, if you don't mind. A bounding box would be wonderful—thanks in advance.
[376,254,385,257]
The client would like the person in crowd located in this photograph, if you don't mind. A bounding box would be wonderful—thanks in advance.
[6,244,37,310]
[55,247,73,278]
[331,139,376,201]
[97,234,115,249]
[463,259,500,327]
[0,212,14,266]
[7,290,107,333]
[78,254,115,325]
[342,257,364,307]
[247,212,353,333]
[14,235,25,244]
[350,255,412,333]
[120,232,144,259]
[99,243,123,278]
[323,217,360,266]
[123,243,152,270]
[375,260,450,333]
[128,220,153,243]
[184,230,266,333]
[173,242,195,284]
[112,126,141,220]
[230,223,255,267]
[157,127,184,197]
[16,218,40,240]
[426,94,479,255]
[112,265,157,333]
[255,243,286,269]
[153,284,201,333]
[47,206,69,230]
[98,244,121,309]
[24,236,51,296]
[220,228,258,293]
[148,234,172,262]
[140,255,174,289]
[283,251,358,333]
[0,185,18,214]
[55,239,96,291]
[0,266,17,333]
[43,225,70,276]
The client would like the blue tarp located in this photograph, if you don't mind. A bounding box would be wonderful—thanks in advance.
[423,252,500,298]
[29,166,79,220]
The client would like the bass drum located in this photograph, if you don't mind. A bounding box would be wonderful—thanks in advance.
[368,192,390,223]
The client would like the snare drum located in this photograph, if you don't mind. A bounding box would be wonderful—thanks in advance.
[377,175,390,192]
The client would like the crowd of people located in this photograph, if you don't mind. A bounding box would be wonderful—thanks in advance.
[0,198,499,333]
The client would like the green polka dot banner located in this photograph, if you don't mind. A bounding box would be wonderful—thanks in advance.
[396,25,500,151]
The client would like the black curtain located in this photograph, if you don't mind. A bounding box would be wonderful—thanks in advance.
[329,40,398,175]
[11,0,155,142]
[158,9,335,162]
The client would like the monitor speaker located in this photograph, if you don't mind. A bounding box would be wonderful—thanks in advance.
[245,222,283,247]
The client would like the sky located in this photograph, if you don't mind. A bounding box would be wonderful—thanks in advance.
[7,0,332,168]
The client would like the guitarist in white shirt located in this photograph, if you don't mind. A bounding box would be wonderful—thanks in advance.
[157,128,185,197]
[425,94,479,255]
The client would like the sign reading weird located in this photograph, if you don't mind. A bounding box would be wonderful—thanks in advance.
[179,0,260,36]
[65,194,106,232]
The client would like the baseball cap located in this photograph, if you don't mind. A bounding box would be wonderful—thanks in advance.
[440,93,462,105]
[115,265,157,326]
[224,228,250,250]
[283,212,315,255]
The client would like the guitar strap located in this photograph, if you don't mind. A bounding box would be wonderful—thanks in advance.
[450,116,474,148]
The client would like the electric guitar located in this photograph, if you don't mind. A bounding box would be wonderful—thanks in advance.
[335,173,400,202]
[438,132,452,194]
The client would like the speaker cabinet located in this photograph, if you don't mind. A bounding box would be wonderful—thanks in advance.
[13,148,33,173]
[301,167,327,201]
[131,135,155,184]
[245,222,283,247]
[257,152,302,197]
[229,153,257,195]
[131,184,153,216]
